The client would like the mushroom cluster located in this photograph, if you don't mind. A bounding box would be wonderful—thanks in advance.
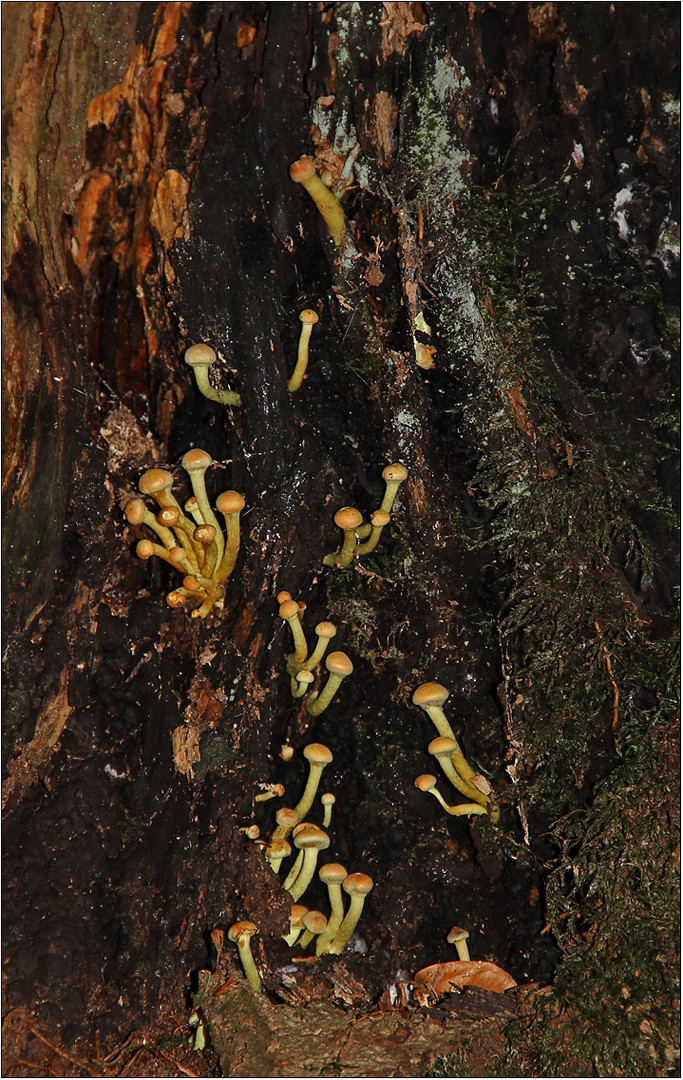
[412,682,500,823]
[124,449,245,618]
[277,592,354,714]
[323,463,408,569]
[238,741,374,965]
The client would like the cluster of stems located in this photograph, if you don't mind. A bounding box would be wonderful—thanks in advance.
[323,463,408,568]
[277,591,353,715]
[125,449,244,618]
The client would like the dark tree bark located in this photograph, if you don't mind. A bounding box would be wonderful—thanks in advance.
[3,4,679,1076]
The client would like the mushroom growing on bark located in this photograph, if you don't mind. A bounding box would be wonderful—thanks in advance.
[227,921,262,992]
[328,872,374,954]
[289,156,346,245]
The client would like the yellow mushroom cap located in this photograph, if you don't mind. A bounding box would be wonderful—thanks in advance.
[447,926,470,946]
[325,651,354,676]
[124,498,146,525]
[276,590,292,604]
[289,157,317,183]
[382,463,408,483]
[194,524,217,544]
[370,510,391,527]
[185,344,217,368]
[429,736,458,757]
[343,872,374,899]
[228,920,258,943]
[321,792,336,809]
[136,539,155,559]
[288,904,308,927]
[303,743,334,767]
[315,621,337,639]
[216,490,246,514]
[334,506,364,531]
[166,591,186,608]
[319,862,348,886]
[296,670,315,688]
[182,448,213,473]
[299,309,319,325]
[275,808,299,831]
[279,599,300,621]
[414,773,439,792]
[138,468,173,496]
[158,506,180,526]
[293,824,330,852]
[302,910,328,935]
[412,682,450,708]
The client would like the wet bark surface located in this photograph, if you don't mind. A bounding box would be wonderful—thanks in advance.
[3,4,679,1077]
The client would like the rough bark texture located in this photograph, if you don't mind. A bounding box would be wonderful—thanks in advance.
[2,4,679,1077]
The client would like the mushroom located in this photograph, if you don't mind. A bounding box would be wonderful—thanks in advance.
[414,773,487,817]
[323,507,364,568]
[290,669,315,699]
[315,862,348,955]
[184,343,241,406]
[285,824,331,902]
[254,782,285,803]
[271,807,299,842]
[182,450,225,566]
[305,651,354,716]
[328,873,374,955]
[282,904,308,947]
[411,682,458,741]
[124,498,177,550]
[303,621,337,671]
[292,743,334,822]
[427,737,488,807]
[356,509,391,555]
[215,490,245,580]
[289,157,346,246]
[279,599,309,668]
[378,463,408,515]
[447,926,471,961]
[265,838,291,874]
[288,309,319,393]
[298,910,328,950]
[227,921,262,992]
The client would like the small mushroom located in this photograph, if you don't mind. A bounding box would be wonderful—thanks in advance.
[378,463,408,515]
[182,449,225,566]
[414,773,487,817]
[315,862,348,955]
[184,343,241,406]
[290,669,315,699]
[215,490,245,581]
[124,498,177,550]
[447,926,471,961]
[289,157,346,246]
[427,737,488,807]
[323,507,364,568]
[298,910,328,950]
[279,599,309,667]
[356,509,391,555]
[288,309,319,392]
[286,824,331,902]
[321,792,336,830]
[271,807,299,842]
[292,743,334,822]
[328,872,374,955]
[282,904,308,947]
[227,920,262,992]
[265,838,292,874]
[305,651,353,716]
[303,621,337,671]
[412,682,458,741]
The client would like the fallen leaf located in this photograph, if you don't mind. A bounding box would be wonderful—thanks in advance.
[413,960,517,999]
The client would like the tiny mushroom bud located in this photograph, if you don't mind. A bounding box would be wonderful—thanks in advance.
[379,463,408,515]
[328,873,374,955]
[321,792,336,830]
[315,862,348,955]
[298,910,328,950]
[305,651,353,716]
[292,743,334,822]
[286,824,331,902]
[280,744,295,762]
[279,599,309,667]
[272,807,299,841]
[447,926,471,962]
[288,309,319,393]
[184,343,241,406]
[227,920,262,992]
[266,838,292,874]
[323,507,364,568]
[291,668,315,699]
[414,773,487,817]
[356,509,391,556]
[289,156,346,245]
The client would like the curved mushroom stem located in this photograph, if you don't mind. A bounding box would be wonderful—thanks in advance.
[305,653,353,717]
[289,157,346,246]
[356,510,391,555]
[298,911,328,950]
[215,491,245,581]
[292,744,334,822]
[428,738,489,807]
[288,310,319,392]
[415,774,488,817]
[184,344,241,406]
[323,507,363,568]
[303,622,337,671]
[290,669,314,699]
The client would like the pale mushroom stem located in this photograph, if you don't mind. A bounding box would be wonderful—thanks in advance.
[305,671,345,716]
[287,847,322,902]
[282,849,305,893]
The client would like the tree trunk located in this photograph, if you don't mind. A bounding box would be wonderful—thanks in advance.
[3,4,679,1077]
